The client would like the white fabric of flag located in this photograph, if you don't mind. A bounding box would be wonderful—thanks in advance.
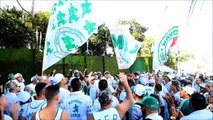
[110,25,142,70]
[152,26,179,70]
[152,4,182,70]
[42,0,99,72]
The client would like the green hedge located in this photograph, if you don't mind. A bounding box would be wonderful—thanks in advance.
[0,49,153,84]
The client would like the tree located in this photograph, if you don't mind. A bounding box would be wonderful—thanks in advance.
[78,24,112,56]
[0,7,34,48]
[139,36,154,57]
[118,19,148,56]
[78,19,148,56]
[165,50,194,69]
[118,19,147,42]
[33,11,50,49]
[0,7,50,49]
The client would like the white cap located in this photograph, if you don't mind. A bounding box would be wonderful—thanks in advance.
[199,83,206,88]
[8,80,21,89]
[167,74,175,80]
[18,91,31,103]
[14,73,22,79]
[74,70,79,73]
[11,80,21,86]
[139,77,147,85]
[53,73,64,85]
[30,75,38,81]
[134,84,146,96]
[182,86,195,95]
[147,79,155,84]
[100,77,107,80]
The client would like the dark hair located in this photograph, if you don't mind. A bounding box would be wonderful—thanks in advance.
[155,84,162,92]
[128,80,135,88]
[190,93,206,110]
[71,78,81,92]
[150,94,160,104]
[98,79,108,91]
[45,85,60,101]
[198,76,204,82]
[35,83,47,97]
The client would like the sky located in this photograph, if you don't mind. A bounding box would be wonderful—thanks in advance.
[1,0,212,73]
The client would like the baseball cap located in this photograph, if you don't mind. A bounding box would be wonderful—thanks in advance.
[137,96,159,110]
[74,70,79,73]
[133,84,146,97]
[18,91,31,103]
[130,73,135,78]
[172,80,181,89]
[31,74,38,81]
[93,72,98,76]
[14,73,22,79]
[8,80,20,89]
[53,73,64,85]
[98,89,112,105]
[8,73,14,80]
[139,77,146,85]
[182,86,195,95]
[104,71,110,75]
[199,83,206,88]
[147,79,155,84]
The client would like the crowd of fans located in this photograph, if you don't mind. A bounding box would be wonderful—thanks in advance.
[0,69,213,120]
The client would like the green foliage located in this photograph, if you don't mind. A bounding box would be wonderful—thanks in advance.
[139,36,154,57]
[165,50,193,69]
[0,7,50,48]
[118,19,147,42]
[178,50,194,63]
[79,24,112,56]
[0,49,152,83]
[33,11,50,48]
[0,7,34,48]
[0,48,34,61]
[79,19,148,56]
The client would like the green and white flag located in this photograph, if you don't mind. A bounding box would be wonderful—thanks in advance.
[111,25,142,70]
[42,0,99,72]
[152,26,179,70]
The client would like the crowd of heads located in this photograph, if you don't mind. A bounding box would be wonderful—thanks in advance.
[0,69,212,120]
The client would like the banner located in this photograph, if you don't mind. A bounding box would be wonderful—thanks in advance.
[42,0,99,71]
[153,26,179,70]
[110,25,142,70]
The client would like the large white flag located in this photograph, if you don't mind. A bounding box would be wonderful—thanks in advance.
[42,0,99,72]
[152,26,179,70]
[110,25,142,70]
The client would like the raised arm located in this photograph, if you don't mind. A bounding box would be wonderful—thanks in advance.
[116,73,134,118]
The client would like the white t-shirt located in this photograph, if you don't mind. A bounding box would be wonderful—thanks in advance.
[173,91,183,107]
[60,91,93,120]
[92,107,121,120]
[94,79,100,88]
[145,86,154,96]
[59,87,70,102]
[119,90,126,102]
[180,109,213,120]
[19,103,29,117]
[19,81,26,91]
[93,95,119,112]
[161,83,169,95]
[4,114,13,120]
[89,85,99,102]
[107,76,114,88]
[145,113,163,120]
[22,100,47,120]
[5,92,19,115]
[26,83,36,93]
